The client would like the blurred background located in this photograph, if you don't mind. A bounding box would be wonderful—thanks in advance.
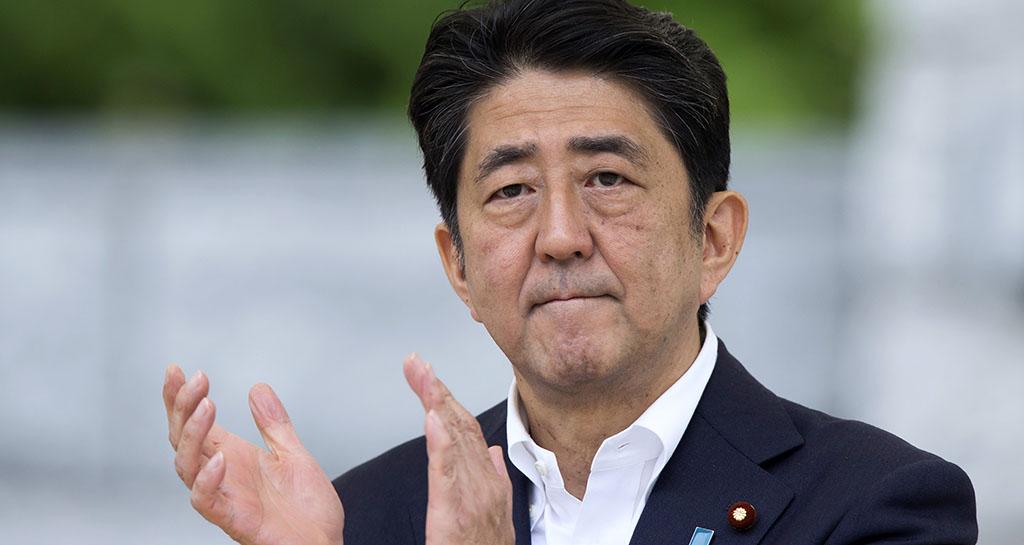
[0,0,1020,543]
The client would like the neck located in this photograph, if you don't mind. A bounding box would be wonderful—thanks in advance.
[514,322,704,499]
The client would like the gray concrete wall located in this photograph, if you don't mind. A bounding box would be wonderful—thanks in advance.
[3,121,1014,543]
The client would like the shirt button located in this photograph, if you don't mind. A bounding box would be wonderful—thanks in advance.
[534,460,549,477]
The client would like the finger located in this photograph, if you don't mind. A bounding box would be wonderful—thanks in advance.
[406,354,496,488]
[175,397,216,488]
[425,410,508,532]
[405,354,468,421]
[405,352,455,412]
[163,364,186,421]
[487,445,510,481]
[429,371,485,444]
[190,450,228,524]
[427,404,496,503]
[403,352,433,410]
[425,410,457,508]
[170,371,209,448]
[488,445,514,509]
[248,383,306,458]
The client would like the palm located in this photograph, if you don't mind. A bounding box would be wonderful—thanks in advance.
[199,425,344,545]
[164,368,344,545]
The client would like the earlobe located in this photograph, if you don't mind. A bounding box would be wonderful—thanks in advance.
[434,223,481,323]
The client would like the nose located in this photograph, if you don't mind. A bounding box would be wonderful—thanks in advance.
[535,185,594,262]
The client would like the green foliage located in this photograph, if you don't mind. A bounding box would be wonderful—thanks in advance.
[0,0,864,126]
[643,0,866,127]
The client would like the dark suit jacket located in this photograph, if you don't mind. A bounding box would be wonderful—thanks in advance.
[333,340,978,544]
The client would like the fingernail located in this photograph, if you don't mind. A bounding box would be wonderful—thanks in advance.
[412,352,431,374]
[253,385,284,421]
[188,370,202,387]
[195,397,210,417]
[421,362,436,395]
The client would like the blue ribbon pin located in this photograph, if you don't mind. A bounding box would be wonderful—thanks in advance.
[688,527,715,545]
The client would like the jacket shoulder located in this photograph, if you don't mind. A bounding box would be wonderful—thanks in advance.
[780,397,948,472]
[768,399,977,544]
[708,342,975,542]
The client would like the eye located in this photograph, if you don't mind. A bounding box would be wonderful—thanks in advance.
[494,183,526,200]
[592,172,625,188]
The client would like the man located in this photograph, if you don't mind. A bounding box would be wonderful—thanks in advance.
[162,1,978,544]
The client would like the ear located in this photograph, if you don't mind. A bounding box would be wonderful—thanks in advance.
[700,191,749,305]
[434,222,482,323]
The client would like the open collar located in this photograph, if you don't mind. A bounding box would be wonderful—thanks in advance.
[627,339,803,545]
[480,339,804,545]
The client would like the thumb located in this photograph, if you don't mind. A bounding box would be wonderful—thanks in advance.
[488,445,510,481]
[248,383,306,458]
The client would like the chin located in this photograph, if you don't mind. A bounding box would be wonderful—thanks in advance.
[521,336,625,393]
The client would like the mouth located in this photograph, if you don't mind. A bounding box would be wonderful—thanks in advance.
[531,294,611,311]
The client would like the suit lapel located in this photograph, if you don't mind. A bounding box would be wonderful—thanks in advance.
[628,413,794,545]
[458,340,800,545]
[629,341,803,545]
[508,447,533,545]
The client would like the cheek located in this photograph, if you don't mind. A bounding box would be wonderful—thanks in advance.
[600,210,700,316]
[463,224,532,315]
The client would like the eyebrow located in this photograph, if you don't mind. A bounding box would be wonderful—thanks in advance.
[473,134,649,184]
[475,143,538,183]
[567,135,650,168]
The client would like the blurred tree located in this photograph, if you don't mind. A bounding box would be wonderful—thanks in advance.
[650,0,866,128]
[0,0,864,126]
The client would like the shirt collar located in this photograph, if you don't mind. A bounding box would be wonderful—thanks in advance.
[506,376,541,482]
[629,321,718,472]
[505,321,719,484]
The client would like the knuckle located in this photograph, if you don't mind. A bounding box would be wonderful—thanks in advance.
[189,490,205,511]
[440,459,458,481]
[442,412,463,432]
[178,426,192,445]
[457,415,481,437]
[173,391,190,413]
[180,419,197,443]
[444,425,461,445]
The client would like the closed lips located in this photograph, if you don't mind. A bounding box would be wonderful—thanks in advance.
[534,294,611,309]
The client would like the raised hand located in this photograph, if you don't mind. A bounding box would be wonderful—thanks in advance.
[163,365,344,545]
[403,354,515,545]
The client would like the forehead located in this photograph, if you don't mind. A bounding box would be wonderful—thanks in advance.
[462,70,675,169]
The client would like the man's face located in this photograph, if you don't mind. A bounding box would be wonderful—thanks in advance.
[439,70,706,394]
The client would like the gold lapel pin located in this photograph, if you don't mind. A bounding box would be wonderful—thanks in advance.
[728,500,757,531]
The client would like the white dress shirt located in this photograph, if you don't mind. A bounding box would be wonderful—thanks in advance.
[506,323,718,545]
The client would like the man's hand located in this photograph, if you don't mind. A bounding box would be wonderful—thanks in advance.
[163,365,344,545]
[403,354,515,545]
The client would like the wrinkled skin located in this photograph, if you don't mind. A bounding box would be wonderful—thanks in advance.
[163,354,513,545]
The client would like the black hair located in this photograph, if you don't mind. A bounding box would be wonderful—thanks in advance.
[409,0,730,322]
